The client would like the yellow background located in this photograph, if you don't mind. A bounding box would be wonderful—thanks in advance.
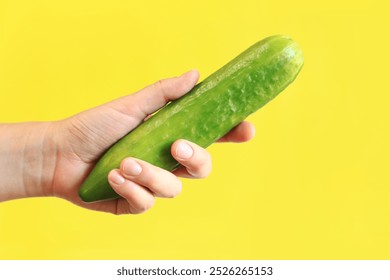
[1,0,389,259]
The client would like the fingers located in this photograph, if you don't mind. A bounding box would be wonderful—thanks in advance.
[105,120,255,214]
[119,158,182,198]
[109,69,199,121]
[108,169,156,214]
[170,121,255,178]
[217,121,256,143]
[107,158,182,214]
[171,140,212,178]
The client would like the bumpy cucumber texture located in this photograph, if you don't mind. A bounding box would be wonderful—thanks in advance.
[79,35,304,202]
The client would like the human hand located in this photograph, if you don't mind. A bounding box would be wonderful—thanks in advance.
[0,70,255,214]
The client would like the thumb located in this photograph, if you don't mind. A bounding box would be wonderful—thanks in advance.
[106,69,199,122]
[64,70,199,160]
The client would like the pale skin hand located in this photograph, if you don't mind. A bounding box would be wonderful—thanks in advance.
[0,70,255,214]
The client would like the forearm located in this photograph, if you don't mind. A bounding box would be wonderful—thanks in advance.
[0,122,57,201]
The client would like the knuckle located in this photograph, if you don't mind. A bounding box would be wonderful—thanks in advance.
[197,167,212,178]
[114,202,134,216]
[191,156,212,178]
[154,76,185,100]
[137,197,156,212]
[144,174,159,188]
[195,152,212,177]
[196,148,211,165]
[153,79,169,102]
[115,209,131,216]
[166,181,182,198]
[154,79,164,89]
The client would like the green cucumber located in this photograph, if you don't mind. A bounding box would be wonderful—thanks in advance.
[79,35,304,202]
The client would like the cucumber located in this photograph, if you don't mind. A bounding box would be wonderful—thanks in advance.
[79,35,304,202]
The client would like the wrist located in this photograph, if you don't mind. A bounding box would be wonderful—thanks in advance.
[0,122,58,201]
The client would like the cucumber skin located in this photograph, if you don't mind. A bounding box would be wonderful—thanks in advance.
[79,35,304,202]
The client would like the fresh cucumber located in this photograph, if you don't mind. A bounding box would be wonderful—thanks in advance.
[79,35,304,202]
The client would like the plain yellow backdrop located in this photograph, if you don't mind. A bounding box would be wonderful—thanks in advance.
[1,0,389,259]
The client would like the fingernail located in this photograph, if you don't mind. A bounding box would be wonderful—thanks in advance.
[176,141,194,159]
[111,171,125,185]
[123,159,142,176]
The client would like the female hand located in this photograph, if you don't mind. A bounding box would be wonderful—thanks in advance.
[0,70,255,215]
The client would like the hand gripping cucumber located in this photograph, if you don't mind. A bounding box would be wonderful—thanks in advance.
[79,35,304,202]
